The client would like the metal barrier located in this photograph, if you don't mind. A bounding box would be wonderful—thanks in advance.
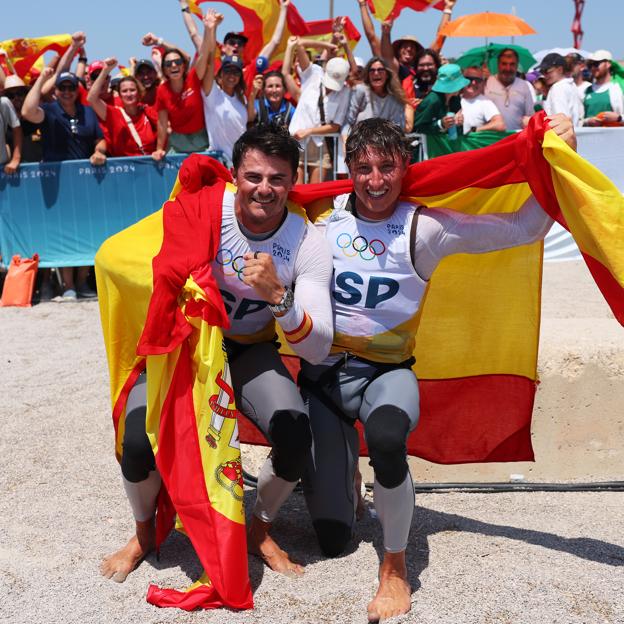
[301,132,342,183]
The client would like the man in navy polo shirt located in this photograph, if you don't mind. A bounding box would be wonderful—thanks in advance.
[22,67,106,299]
[23,68,107,163]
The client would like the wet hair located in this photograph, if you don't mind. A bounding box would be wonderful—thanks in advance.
[161,48,188,81]
[363,56,407,105]
[232,124,301,176]
[416,48,442,69]
[498,48,520,62]
[345,118,412,168]
[118,75,145,98]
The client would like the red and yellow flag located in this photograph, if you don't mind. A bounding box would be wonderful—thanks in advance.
[367,0,444,22]
[0,34,71,80]
[237,112,624,464]
[95,157,253,611]
[188,0,309,63]
[304,17,362,52]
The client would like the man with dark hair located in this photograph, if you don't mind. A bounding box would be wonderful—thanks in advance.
[100,124,334,582]
[302,115,577,621]
[485,48,535,130]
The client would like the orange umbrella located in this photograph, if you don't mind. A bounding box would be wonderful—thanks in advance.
[441,12,536,38]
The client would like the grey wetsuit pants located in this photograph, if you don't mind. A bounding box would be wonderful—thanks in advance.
[301,359,419,555]
[119,340,311,523]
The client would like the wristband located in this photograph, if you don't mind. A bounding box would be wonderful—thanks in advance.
[181,6,190,12]
[157,37,164,46]
[618,114,623,123]
[443,8,453,14]
[78,56,88,62]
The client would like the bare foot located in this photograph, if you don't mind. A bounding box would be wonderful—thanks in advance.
[100,518,155,583]
[247,515,304,577]
[367,551,411,622]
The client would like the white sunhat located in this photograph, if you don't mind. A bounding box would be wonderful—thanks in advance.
[322,57,350,91]
[588,49,613,62]
[354,56,365,68]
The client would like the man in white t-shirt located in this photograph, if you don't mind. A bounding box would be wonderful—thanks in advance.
[539,53,582,127]
[485,48,535,130]
[288,43,351,184]
[458,66,505,134]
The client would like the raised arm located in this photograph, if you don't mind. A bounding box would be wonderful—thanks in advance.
[282,36,301,101]
[430,0,457,53]
[259,0,291,61]
[200,9,223,96]
[22,66,54,124]
[247,74,263,124]
[42,31,85,96]
[357,0,381,57]
[86,57,117,121]
[179,0,203,51]
[142,33,191,65]
[380,20,400,74]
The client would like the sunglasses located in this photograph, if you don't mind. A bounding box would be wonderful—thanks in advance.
[225,38,246,47]
[163,58,184,68]
[369,67,387,74]
[465,76,484,83]
[5,90,27,99]
[57,83,77,92]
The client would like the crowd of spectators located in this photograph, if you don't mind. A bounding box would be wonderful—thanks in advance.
[1,0,623,298]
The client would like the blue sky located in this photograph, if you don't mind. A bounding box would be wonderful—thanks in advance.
[2,1,622,66]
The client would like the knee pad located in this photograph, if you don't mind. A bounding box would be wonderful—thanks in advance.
[121,407,156,483]
[268,410,312,482]
[313,519,352,558]
[364,405,410,489]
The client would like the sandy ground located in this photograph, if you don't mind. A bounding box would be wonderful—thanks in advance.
[1,260,623,624]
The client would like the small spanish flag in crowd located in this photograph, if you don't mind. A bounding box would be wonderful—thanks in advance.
[187,0,309,63]
[367,0,444,22]
[304,17,361,51]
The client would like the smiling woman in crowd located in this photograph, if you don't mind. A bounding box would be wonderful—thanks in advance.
[87,58,158,157]
[247,71,296,129]
[152,47,209,159]
[198,9,248,164]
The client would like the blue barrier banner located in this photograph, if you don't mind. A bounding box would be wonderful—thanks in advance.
[0,153,222,268]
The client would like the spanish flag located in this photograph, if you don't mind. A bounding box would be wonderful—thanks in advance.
[304,17,362,52]
[188,0,309,64]
[238,112,624,464]
[367,0,444,22]
[0,34,71,79]
[95,158,253,611]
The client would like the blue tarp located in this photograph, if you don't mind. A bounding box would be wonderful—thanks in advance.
[0,153,222,268]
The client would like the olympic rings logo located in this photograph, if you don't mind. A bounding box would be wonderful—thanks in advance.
[216,248,245,281]
[336,233,386,261]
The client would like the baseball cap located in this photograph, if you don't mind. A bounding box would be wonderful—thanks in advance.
[221,55,244,71]
[322,57,350,91]
[224,31,248,45]
[588,49,613,62]
[538,53,566,73]
[432,63,469,94]
[55,72,79,88]
[134,58,156,73]
[87,60,105,77]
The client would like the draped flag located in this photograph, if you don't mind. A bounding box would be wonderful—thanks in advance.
[304,17,361,51]
[237,112,624,464]
[0,34,71,80]
[95,157,253,611]
[366,0,444,22]
[188,0,309,64]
